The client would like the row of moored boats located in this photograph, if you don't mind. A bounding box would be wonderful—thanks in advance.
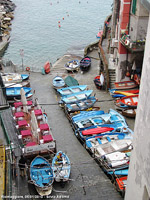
[53,83,135,197]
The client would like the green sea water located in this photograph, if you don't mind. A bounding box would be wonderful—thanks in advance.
[3,0,112,71]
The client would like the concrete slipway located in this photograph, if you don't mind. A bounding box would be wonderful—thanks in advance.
[11,49,135,200]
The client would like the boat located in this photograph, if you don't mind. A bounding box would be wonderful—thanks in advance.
[52,151,71,183]
[96,30,103,39]
[115,95,138,109]
[115,176,127,197]
[1,73,29,83]
[122,108,137,118]
[5,80,30,88]
[60,90,93,104]
[109,89,139,98]
[52,76,65,89]
[0,145,5,199]
[85,137,132,158]
[80,56,91,72]
[72,109,128,130]
[64,76,79,87]
[93,74,105,89]
[64,96,97,112]
[108,169,128,176]
[114,81,138,90]
[43,61,51,74]
[82,127,115,136]
[99,151,130,174]
[57,85,87,96]
[30,156,54,196]
[6,87,32,100]
[65,60,79,72]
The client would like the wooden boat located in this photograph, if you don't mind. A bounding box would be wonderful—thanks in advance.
[60,90,93,104]
[109,89,139,98]
[114,81,138,90]
[122,109,137,118]
[96,30,103,38]
[6,87,32,100]
[64,96,97,112]
[115,176,127,197]
[93,74,105,89]
[57,85,87,96]
[99,151,130,174]
[65,60,79,72]
[115,95,138,109]
[43,61,51,74]
[86,137,132,158]
[1,73,29,83]
[30,156,54,196]
[5,80,30,88]
[12,98,56,158]
[52,151,71,182]
[64,76,79,87]
[80,56,91,72]
[52,76,65,89]
[0,145,5,199]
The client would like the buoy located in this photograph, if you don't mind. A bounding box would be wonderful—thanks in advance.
[26,67,30,71]
[58,24,61,28]
[125,39,130,46]
[58,21,60,23]
[62,17,64,20]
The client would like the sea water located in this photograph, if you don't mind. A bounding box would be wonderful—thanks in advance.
[3,0,112,71]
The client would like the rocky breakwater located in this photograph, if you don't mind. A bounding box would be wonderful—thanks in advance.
[0,0,16,56]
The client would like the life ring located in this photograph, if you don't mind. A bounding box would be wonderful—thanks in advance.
[26,67,30,71]
[125,39,130,46]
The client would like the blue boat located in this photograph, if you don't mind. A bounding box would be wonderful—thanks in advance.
[109,89,125,98]
[65,60,79,72]
[65,96,97,112]
[30,156,54,196]
[60,90,93,104]
[6,87,32,100]
[57,85,87,96]
[72,109,128,130]
[52,151,71,182]
[53,76,65,89]
[21,74,29,80]
[108,169,128,176]
[75,124,133,143]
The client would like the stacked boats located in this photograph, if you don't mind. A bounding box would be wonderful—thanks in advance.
[109,80,139,118]
[0,72,33,100]
[56,84,133,197]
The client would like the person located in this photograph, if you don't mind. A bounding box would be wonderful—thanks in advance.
[19,155,26,177]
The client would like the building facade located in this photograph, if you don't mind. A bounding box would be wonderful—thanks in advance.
[125,0,150,199]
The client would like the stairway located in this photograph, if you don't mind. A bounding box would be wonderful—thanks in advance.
[108,69,116,89]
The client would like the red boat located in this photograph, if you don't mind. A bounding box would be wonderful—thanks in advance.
[115,176,127,197]
[82,127,114,136]
[116,89,139,94]
[114,81,138,90]
[115,94,138,108]
[44,61,51,74]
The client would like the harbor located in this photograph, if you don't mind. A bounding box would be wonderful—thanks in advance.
[1,0,149,199]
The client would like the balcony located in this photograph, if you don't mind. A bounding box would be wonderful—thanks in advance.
[120,34,145,53]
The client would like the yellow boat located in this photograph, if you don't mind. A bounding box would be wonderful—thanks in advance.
[0,145,5,200]
[115,91,134,96]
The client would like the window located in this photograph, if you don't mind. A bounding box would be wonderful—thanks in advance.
[132,0,137,14]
